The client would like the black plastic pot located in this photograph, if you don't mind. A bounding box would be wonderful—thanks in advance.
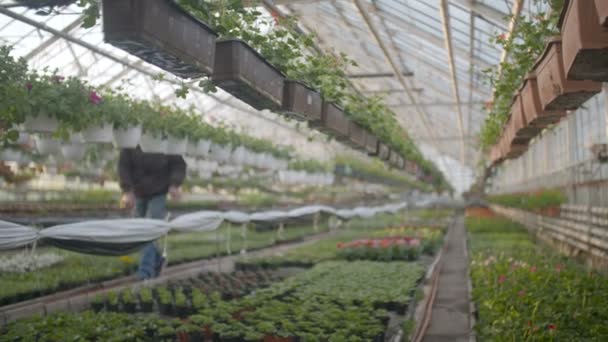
[281,80,323,123]
[320,102,350,140]
[140,301,154,313]
[103,0,217,79]
[212,39,285,110]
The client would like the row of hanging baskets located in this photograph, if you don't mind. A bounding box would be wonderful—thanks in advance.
[101,0,408,170]
[489,0,608,166]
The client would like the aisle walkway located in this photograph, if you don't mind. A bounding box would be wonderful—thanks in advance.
[423,214,472,342]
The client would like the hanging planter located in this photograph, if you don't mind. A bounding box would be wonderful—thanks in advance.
[113,125,142,149]
[534,37,602,111]
[102,0,217,79]
[166,136,188,155]
[281,80,323,123]
[210,143,232,163]
[0,149,22,162]
[596,0,608,27]
[139,133,167,154]
[364,133,379,156]
[511,92,538,141]
[520,73,566,129]
[196,139,212,157]
[60,133,86,160]
[388,150,400,167]
[34,134,61,155]
[500,118,527,159]
[212,39,285,110]
[319,102,349,140]
[378,142,390,161]
[559,0,608,81]
[488,144,504,166]
[396,156,406,169]
[348,122,367,150]
[23,114,59,133]
[82,123,114,143]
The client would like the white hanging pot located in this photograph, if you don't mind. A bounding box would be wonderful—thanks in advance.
[82,123,113,143]
[167,136,188,155]
[61,142,87,160]
[113,125,142,149]
[139,133,168,154]
[243,150,255,166]
[186,141,198,156]
[184,156,197,168]
[34,134,61,155]
[231,146,246,165]
[0,148,22,162]
[197,139,211,157]
[23,114,59,133]
[14,131,30,145]
[211,144,230,163]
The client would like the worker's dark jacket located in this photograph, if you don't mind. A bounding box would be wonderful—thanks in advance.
[118,147,186,199]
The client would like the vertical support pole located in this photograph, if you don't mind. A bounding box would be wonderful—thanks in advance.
[313,212,320,232]
[226,223,232,255]
[277,222,285,241]
[240,223,248,255]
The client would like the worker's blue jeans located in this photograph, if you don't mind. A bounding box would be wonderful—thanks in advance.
[135,194,167,280]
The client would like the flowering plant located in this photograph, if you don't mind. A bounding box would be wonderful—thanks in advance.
[336,237,422,261]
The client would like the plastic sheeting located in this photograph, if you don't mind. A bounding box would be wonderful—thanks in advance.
[0,200,430,253]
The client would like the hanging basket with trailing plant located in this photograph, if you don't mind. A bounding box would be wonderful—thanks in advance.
[500,118,528,159]
[520,73,566,129]
[365,133,379,156]
[280,80,323,123]
[318,102,349,141]
[378,142,390,161]
[559,0,608,81]
[510,92,539,141]
[347,121,367,150]
[102,0,217,79]
[212,39,285,110]
[534,37,602,110]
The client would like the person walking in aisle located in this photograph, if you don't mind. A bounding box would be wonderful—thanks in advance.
[118,147,186,280]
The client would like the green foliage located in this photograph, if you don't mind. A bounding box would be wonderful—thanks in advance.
[479,0,563,149]
[466,215,608,341]
[288,158,331,173]
[488,189,566,210]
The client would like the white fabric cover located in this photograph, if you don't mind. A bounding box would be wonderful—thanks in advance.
[0,220,38,250]
[170,211,224,232]
[38,219,170,243]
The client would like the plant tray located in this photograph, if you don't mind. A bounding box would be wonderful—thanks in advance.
[533,37,601,111]
[281,80,322,123]
[212,39,285,110]
[319,102,349,140]
[348,122,367,150]
[378,143,390,160]
[103,0,217,79]
[559,0,608,81]
[365,133,379,155]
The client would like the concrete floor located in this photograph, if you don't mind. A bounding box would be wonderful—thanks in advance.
[423,214,472,342]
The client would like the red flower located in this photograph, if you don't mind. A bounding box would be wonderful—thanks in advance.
[336,242,344,249]
[89,91,102,105]
[547,324,556,330]
[498,275,507,284]
[270,10,280,25]
[530,266,537,273]
[496,33,507,42]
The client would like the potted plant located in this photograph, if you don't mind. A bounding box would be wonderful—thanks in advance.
[519,73,566,128]
[500,118,527,158]
[139,287,154,312]
[212,39,285,110]
[559,0,608,81]
[60,133,86,161]
[139,108,168,154]
[81,90,114,143]
[378,142,390,161]
[33,133,61,155]
[281,80,323,122]
[91,293,105,312]
[173,287,190,317]
[533,37,602,111]
[120,288,137,313]
[22,74,61,133]
[510,92,538,140]
[102,0,217,79]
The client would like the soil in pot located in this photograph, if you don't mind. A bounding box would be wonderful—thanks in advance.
[534,37,601,110]
[559,0,608,81]
[281,80,323,123]
[103,0,217,78]
[212,39,285,110]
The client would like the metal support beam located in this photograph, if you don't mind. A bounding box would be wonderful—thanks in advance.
[439,0,466,165]
[389,101,485,108]
[24,15,84,60]
[347,71,414,78]
[449,0,508,29]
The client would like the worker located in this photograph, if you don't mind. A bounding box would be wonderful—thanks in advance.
[118,147,186,280]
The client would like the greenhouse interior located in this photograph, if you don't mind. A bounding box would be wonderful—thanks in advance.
[0,0,607,340]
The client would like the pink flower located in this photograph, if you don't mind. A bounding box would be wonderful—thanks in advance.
[530,266,537,273]
[89,91,102,105]
[497,33,507,42]
[498,275,507,284]
[336,242,344,249]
